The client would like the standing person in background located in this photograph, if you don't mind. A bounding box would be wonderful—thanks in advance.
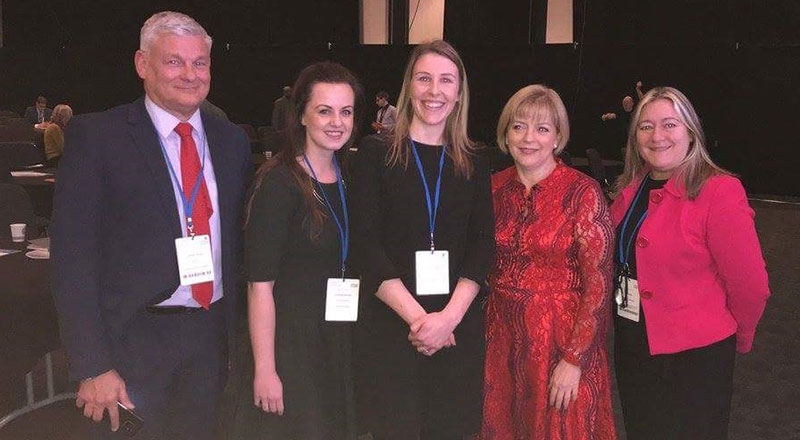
[371,90,397,134]
[482,84,616,439]
[245,61,363,440]
[25,96,53,124]
[611,86,770,440]
[350,40,495,440]
[271,85,293,133]
[50,11,251,439]
[44,104,73,167]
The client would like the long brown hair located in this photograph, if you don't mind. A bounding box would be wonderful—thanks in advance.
[388,40,475,178]
[245,61,364,239]
[613,86,731,200]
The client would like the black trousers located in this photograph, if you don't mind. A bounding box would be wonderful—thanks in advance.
[92,302,228,440]
[614,310,736,440]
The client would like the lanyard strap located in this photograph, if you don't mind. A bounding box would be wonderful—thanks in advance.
[303,154,349,278]
[617,176,649,267]
[410,140,446,251]
[157,131,208,235]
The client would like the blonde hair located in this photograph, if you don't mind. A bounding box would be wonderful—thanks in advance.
[388,40,475,177]
[613,86,731,200]
[50,104,73,128]
[496,84,570,155]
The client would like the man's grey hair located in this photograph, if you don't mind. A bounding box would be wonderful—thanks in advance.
[139,11,213,52]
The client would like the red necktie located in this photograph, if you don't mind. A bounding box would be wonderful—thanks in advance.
[175,122,213,309]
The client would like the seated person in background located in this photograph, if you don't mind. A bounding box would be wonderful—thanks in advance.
[25,96,53,124]
[44,104,73,167]
[370,90,397,134]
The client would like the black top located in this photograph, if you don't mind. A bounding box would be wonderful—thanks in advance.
[350,135,496,308]
[615,175,667,279]
[349,135,495,436]
[244,163,354,439]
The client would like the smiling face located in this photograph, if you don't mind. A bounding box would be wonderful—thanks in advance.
[302,82,355,155]
[409,53,460,133]
[507,110,559,175]
[635,98,692,179]
[135,33,211,121]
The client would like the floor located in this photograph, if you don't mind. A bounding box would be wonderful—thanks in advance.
[1,199,798,439]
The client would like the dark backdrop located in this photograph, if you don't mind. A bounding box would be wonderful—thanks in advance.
[1,0,798,195]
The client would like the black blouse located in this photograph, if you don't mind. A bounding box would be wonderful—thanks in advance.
[349,135,495,310]
[615,175,667,280]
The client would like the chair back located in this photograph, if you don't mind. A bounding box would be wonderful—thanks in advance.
[0,142,45,169]
[0,120,35,143]
[586,148,607,182]
[0,183,35,238]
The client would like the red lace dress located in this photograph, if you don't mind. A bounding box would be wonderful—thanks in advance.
[481,163,616,440]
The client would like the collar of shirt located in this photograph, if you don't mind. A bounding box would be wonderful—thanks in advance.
[144,95,204,143]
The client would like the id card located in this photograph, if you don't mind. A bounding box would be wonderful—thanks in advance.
[174,235,215,286]
[615,277,640,322]
[325,278,360,322]
[415,250,450,295]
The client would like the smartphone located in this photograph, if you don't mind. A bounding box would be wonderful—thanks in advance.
[103,402,144,437]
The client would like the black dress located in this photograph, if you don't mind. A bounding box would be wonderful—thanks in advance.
[245,164,355,440]
[350,136,495,439]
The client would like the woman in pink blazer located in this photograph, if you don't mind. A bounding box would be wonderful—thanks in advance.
[609,86,770,440]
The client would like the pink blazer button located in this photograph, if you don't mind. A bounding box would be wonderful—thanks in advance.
[651,192,663,203]
[641,290,653,299]
[637,237,649,248]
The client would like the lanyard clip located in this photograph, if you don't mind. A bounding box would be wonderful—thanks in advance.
[429,232,435,253]
[187,217,195,238]
[341,265,346,281]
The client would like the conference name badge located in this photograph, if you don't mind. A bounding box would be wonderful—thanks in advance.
[325,278,360,322]
[415,250,450,295]
[615,277,641,322]
[174,235,215,286]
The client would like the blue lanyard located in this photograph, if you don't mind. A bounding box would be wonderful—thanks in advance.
[410,140,446,251]
[617,177,650,268]
[157,130,207,236]
[303,154,349,278]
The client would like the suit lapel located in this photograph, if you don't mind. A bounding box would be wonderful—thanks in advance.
[127,98,183,237]
[202,112,231,247]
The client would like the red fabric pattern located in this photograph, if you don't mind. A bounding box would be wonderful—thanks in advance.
[481,164,616,439]
[175,122,213,309]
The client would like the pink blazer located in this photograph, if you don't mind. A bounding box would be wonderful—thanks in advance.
[610,173,770,354]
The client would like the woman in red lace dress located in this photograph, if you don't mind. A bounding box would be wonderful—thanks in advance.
[482,85,616,439]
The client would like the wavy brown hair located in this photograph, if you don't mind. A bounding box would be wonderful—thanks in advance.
[613,86,731,200]
[245,61,364,239]
[388,40,475,178]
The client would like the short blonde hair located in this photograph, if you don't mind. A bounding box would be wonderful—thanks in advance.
[51,104,73,128]
[140,11,212,52]
[614,86,730,199]
[496,84,570,155]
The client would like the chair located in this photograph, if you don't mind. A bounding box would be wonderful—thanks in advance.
[0,142,45,169]
[585,148,611,196]
[0,121,36,143]
[0,183,48,238]
[559,150,573,167]
[0,110,20,118]
[0,350,78,433]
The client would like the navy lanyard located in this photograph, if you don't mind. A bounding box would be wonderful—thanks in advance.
[303,154,349,279]
[617,176,650,269]
[157,130,208,236]
[410,140,446,251]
